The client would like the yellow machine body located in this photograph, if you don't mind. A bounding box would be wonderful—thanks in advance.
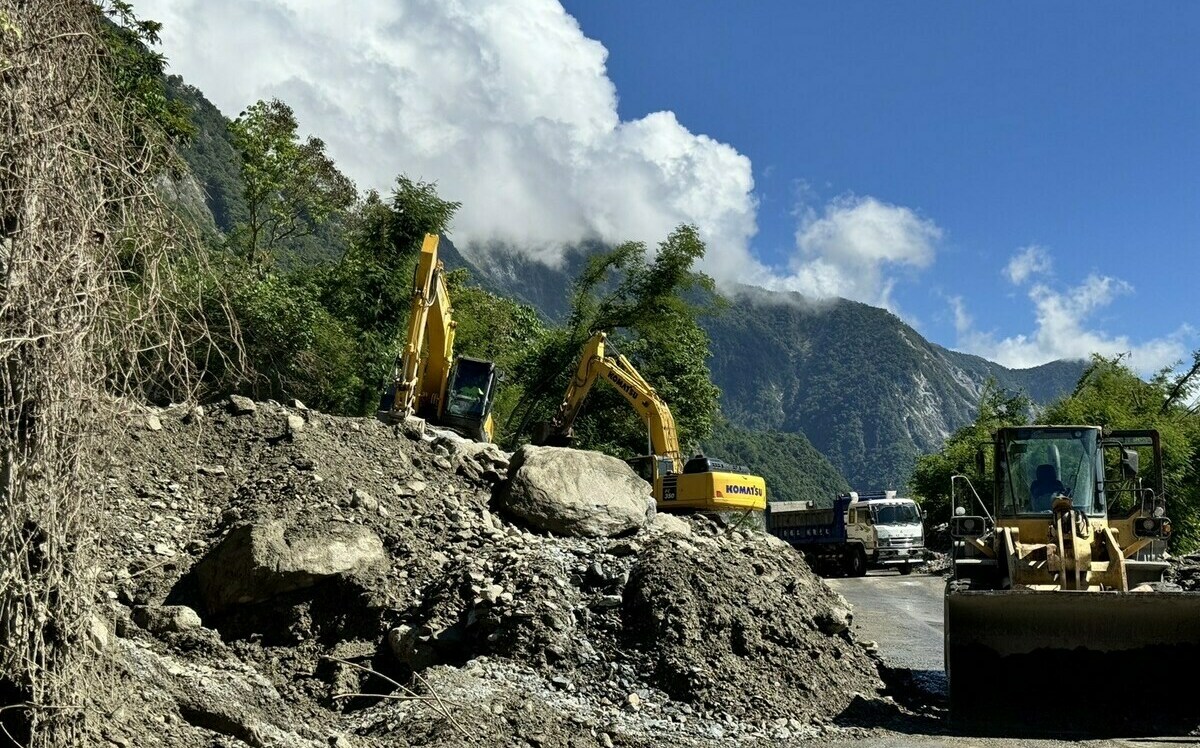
[944,426,1200,732]
[536,332,767,514]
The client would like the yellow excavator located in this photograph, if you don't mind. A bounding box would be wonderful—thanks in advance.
[379,233,498,441]
[533,331,767,513]
[946,425,1200,731]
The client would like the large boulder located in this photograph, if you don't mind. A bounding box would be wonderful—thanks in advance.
[195,520,385,613]
[498,445,654,538]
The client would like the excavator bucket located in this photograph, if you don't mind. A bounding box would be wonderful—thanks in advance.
[946,588,1200,734]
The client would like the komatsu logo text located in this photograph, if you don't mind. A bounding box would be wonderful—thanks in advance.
[606,371,639,399]
[725,484,763,497]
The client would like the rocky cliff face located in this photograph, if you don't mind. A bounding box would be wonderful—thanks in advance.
[705,287,1085,489]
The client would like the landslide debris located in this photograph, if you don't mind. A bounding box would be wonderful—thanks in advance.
[88,398,890,747]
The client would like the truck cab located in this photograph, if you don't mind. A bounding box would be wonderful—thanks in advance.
[767,489,925,576]
[846,490,925,574]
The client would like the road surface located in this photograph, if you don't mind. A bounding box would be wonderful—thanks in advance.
[827,569,945,673]
[818,569,1200,748]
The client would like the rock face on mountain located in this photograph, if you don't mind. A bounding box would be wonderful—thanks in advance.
[86,400,891,747]
[704,287,1085,489]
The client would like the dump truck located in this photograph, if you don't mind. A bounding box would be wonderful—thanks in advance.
[946,425,1200,732]
[768,490,925,576]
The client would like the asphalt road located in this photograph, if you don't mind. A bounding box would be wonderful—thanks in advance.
[820,570,1200,748]
[827,569,945,674]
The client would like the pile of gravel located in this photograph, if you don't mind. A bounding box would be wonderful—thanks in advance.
[86,397,890,747]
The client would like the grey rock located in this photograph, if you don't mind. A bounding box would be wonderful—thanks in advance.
[86,613,111,652]
[118,639,323,747]
[350,489,378,512]
[498,446,655,538]
[227,395,256,415]
[132,605,203,634]
[195,520,385,612]
[387,624,437,670]
[286,414,305,434]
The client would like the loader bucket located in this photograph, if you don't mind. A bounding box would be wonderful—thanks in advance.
[946,588,1200,735]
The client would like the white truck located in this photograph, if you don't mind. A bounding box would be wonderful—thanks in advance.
[767,490,926,576]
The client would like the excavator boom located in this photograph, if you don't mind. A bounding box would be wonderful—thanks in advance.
[382,233,496,442]
[536,332,766,513]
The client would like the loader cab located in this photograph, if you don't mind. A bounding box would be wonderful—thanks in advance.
[995,426,1105,518]
[440,357,497,439]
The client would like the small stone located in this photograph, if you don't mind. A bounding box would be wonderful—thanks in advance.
[625,692,641,711]
[351,490,378,512]
[286,414,305,434]
[550,675,572,691]
[482,584,504,604]
[197,464,226,476]
[289,398,308,411]
[599,734,614,748]
[85,614,110,652]
[152,543,175,557]
[145,415,163,432]
[132,605,203,634]
[593,595,623,609]
[608,541,639,557]
[227,395,256,415]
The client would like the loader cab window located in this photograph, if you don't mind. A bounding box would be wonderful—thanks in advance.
[1000,428,1103,517]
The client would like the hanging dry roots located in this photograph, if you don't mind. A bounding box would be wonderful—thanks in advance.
[0,1,226,744]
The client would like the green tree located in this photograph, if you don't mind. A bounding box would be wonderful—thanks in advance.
[1044,353,1200,551]
[229,99,356,269]
[506,224,723,458]
[316,178,462,413]
[910,380,1030,526]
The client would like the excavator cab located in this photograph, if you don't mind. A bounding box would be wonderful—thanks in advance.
[945,425,1200,733]
[440,357,497,441]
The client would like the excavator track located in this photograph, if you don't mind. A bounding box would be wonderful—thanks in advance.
[946,586,1200,734]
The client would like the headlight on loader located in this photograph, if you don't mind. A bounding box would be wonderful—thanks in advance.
[1135,516,1171,538]
[951,515,987,539]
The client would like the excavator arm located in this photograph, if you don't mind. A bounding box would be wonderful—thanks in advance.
[390,234,457,418]
[541,332,683,471]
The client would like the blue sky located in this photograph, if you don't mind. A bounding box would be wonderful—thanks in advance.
[561,1,1199,370]
[141,0,1198,372]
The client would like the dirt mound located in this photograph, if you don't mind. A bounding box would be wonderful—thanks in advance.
[86,398,893,746]
[623,529,880,722]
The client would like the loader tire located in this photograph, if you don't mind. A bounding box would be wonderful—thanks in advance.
[898,563,913,575]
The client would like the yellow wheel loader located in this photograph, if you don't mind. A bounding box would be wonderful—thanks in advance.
[379,234,498,441]
[946,425,1200,732]
[533,332,767,514]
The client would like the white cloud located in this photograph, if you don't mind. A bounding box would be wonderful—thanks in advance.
[1003,244,1052,285]
[953,272,1192,374]
[759,195,943,310]
[138,0,760,275]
